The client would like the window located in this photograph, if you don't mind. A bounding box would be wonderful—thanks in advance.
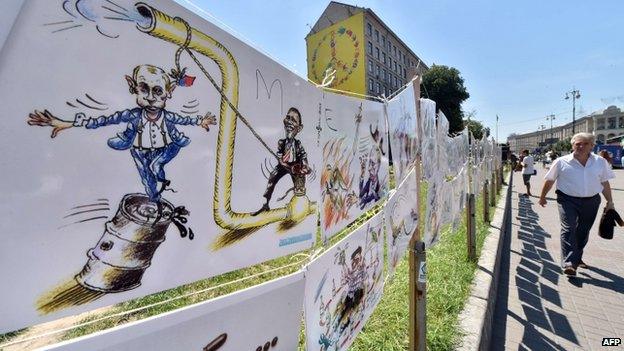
[608,117,616,129]
[394,76,398,88]
[394,61,397,72]
[368,60,373,73]
[382,35,386,47]
[382,52,386,64]
[393,45,397,56]
[369,79,374,92]
[398,64,402,75]
[376,64,380,77]
[374,29,379,42]
[367,41,372,54]
[376,82,381,94]
[403,67,407,79]
[389,57,392,68]
[619,117,624,128]
[367,23,372,36]
[597,118,605,130]
[375,47,380,60]
[385,87,389,96]
[383,69,387,82]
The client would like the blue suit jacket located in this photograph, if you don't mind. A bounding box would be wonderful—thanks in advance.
[84,108,200,150]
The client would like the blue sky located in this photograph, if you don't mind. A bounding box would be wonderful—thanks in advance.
[182,0,624,141]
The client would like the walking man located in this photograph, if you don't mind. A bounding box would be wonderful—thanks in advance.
[538,133,615,276]
[520,149,535,196]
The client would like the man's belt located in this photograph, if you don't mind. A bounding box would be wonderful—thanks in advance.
[555,189,599,200]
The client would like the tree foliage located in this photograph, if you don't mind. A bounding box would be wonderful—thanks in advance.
[464,119,490,140]
[421,65,470,134]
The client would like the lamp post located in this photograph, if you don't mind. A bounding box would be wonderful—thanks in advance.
[565,88,581,135]
[546,114,556,148]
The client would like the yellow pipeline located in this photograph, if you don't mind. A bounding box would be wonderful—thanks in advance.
[134,4,315,230]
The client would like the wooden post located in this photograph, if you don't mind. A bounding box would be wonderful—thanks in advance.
[483,180,489,222]
[490,172,496,207]
[409,76,426,351]
[467,193,477,261]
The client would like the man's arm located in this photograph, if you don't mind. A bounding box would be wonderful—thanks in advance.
[539,179,555,207]
[602,181,615,209]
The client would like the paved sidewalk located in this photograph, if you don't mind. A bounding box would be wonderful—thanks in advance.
[491,168,624,351]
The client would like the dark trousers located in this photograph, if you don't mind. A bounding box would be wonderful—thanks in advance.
[556,190,601,268]
[130,144,181,202]
[263,164,292,202]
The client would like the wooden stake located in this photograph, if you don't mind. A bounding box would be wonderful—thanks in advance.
[483,180,489,222]
[408,76,426,351]
[467,193,477,261]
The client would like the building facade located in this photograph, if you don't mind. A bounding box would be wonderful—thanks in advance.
[507,106,624,153]
[306,1,428,97]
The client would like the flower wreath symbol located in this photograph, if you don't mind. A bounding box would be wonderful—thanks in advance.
[311,26,360,87]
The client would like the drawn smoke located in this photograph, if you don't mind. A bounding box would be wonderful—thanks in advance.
[47,0,146,38]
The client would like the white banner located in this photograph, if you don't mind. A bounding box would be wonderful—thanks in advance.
[386,83,419,184]
[0,0,321,332]
[304,212,385,351]
[319,92,388,240]
[385,167,418,276]
[44,272,305,351]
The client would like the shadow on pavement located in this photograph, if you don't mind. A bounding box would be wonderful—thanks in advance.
[491,195,579,350]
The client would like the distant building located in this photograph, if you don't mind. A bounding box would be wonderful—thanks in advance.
[507,105,624,153]
[306,1,428,97]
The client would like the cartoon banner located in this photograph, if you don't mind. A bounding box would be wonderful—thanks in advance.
[304,212,384,351]
[0,0,24,51]
[319,92,388,240]
[0,0,321,332]
[387,83,419,184]
[419,98,437,181]
[385,168,419,275]
[44,272,305,351]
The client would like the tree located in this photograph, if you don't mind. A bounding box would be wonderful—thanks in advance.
[464,119,490,140]
[553,137,571,153]
[421,64,470,134]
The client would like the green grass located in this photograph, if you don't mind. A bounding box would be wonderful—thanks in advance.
[2,169,507,351]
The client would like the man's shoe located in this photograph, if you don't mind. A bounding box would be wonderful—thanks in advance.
[563,265,577,276]
[252,203,270,216]
[578,260,588,269]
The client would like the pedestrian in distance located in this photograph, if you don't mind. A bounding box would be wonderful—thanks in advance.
[520,149,535,196]
[598,149,613,168]
[538,133,616,277]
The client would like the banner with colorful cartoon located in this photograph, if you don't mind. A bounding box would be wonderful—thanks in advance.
[0,0,321,332]
[45,272,305,351]
[304,212,384,351]
[386,83,419,184]
[319,92,388,240]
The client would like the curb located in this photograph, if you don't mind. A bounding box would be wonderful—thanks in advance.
[456,171,513,351]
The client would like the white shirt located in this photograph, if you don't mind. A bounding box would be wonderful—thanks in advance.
[133,111,170,149]
[544,153,615,197]
[521,155,534,175]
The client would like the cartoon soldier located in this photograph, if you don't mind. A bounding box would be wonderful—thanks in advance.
[253,107,310,215]
[27,64,216,203]
[358,146,382,209]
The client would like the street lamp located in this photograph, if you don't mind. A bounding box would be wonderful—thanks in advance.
[546,114,556,148]
[565,88,581,135]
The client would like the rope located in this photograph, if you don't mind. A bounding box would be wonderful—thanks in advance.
[173,17,279,160]
[0,259,307,348]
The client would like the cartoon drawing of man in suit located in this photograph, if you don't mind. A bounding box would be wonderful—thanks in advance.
[253,107,310,215]
[27,64,216,203]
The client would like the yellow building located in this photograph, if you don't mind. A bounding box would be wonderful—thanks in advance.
[306,1,427,97]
